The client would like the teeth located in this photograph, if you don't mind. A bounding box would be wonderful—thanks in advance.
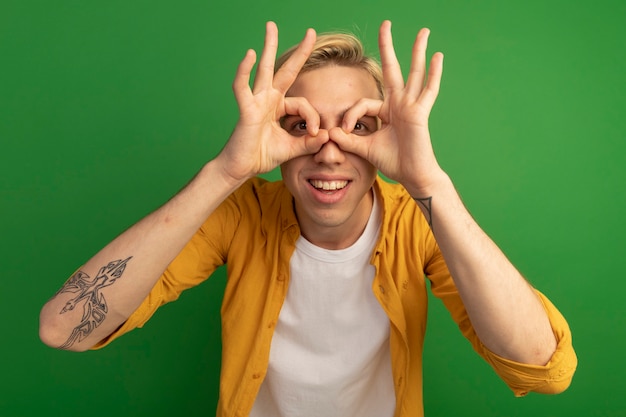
[309,180,348,190]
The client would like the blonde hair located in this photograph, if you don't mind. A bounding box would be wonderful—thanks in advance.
[275,32,384,98]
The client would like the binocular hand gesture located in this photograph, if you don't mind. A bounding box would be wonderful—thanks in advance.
[332,21,446,196]
[219,22,328,183]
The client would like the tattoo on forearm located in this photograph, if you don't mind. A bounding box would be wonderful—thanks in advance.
[56,257,132,349]
[414,196,433,230]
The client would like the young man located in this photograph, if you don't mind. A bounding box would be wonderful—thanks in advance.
[40,20,576,416]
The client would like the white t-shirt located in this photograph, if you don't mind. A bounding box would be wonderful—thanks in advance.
[250,193,395,417]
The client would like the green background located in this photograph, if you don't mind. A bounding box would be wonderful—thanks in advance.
[1,0,624,416]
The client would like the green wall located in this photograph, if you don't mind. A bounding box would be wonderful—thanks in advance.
[2,0,624,415]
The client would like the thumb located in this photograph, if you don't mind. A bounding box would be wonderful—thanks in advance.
[290,128,330,159]
[328,127,371,161]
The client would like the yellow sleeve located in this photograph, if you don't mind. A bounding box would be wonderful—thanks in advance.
[91,190,242,349]
[479,291,577,396]
[425,240,577,396]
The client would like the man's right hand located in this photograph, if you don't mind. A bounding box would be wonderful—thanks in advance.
[217,21,328,184]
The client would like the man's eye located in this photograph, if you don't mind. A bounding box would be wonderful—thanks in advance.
[287,121,307,134]
[352,121,372,135]
[281,117,308,136]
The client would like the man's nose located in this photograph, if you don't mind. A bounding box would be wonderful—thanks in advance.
[313,128,346,165]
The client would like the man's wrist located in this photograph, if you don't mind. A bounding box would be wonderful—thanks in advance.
[402,171,452,199]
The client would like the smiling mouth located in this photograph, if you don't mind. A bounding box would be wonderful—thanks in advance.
[308,179,349,191]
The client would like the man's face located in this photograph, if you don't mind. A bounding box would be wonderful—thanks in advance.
[280,65,380,249]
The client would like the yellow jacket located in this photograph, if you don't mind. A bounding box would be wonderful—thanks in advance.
[96,176,577,417]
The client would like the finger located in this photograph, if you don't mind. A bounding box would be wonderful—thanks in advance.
[283,96,320,136]
[405,28,430,98]
[273,28,316,94]
[253,21,279,92]
[328,126,372,160]
[281,131,328,164]
[420,52,444,109]
[378,20,405,93]
[232,49,257,104]
[341,98,384,132]
[301,128,329,156]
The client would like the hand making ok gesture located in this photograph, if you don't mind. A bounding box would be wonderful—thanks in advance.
[332,20,446,197]
[218,22,328,184]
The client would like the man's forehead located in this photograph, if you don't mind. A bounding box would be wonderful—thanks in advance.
[287,65,379,98]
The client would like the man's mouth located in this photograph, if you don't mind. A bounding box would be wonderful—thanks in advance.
[308,179,349,191]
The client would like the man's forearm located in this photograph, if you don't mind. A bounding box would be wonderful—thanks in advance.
[410,176,557,365]
[39,158,245,352]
